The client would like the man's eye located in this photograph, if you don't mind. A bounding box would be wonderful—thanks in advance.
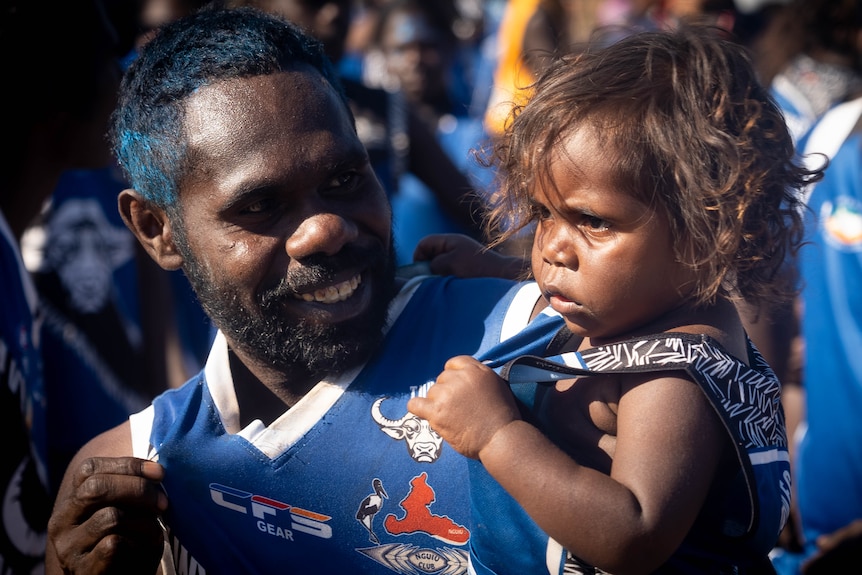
[242,199,275,214]
[325,170,360,194]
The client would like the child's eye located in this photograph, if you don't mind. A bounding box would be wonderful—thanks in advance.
[584,215,609,231]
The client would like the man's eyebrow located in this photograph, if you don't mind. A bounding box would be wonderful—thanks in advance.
[217,182,281,212]
[328,153,369,173]
[305,148,372,182]
[324,138,371,167]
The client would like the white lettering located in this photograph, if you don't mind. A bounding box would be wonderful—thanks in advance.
[210,489,246,513]
[291,513,332,539]
[411,381,434,398]
[172,537,206,575]
[251,501,277,521]
[256,520,294,541]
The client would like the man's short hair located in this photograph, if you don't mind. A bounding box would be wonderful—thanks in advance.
[111,6,349,208]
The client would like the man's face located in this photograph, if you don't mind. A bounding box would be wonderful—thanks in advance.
[380,9,450,107]
[172,65,395,380]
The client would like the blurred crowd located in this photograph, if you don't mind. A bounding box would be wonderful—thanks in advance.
[2,0,860,573]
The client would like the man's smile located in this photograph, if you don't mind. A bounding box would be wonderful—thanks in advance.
[293,274,361,303]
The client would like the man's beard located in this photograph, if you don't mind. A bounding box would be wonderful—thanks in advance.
[172,221,397,379]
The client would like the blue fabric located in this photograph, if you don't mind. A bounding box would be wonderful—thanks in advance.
[776,119,862,574]
[0,211,49,572]
[470,334,790,574]
[392,114,493,265]
[33,167,213,486]
[770,82,817,147]
[146,278,564,574]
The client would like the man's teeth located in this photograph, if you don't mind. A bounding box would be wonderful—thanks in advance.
[295,275,361,303]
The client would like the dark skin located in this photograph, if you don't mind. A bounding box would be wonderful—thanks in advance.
[230,0,487,237]
[414,232,531,280]
[410,308,735,573]
[46,66,395,574]
[409,129,739,573]
[521,1,565,80]
[416,235,860,573]
[376,4,454,130]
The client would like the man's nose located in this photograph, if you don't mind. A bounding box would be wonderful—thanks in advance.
[285,211,359,259]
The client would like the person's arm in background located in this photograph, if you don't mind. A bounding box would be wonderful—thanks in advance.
[802,519,862,574]
[521,2,559,79]
[406,109,489,241]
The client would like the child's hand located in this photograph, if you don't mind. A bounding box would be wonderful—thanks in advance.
[413,234,527,280]
[408,355,522,459]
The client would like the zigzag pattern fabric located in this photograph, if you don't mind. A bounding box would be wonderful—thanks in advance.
[470,332,791,574]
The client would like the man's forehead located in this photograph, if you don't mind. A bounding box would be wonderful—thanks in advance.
[187,66,334,107]
[182,68,347,141]
[179,68,360,190]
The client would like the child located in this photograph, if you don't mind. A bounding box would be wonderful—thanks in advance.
[408,24,823,574]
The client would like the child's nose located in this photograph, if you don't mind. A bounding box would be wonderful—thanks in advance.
[536,221,577,268]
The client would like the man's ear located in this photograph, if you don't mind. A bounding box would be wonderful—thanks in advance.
[118,189,184,271]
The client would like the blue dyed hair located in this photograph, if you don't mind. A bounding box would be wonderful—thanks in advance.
[110,6,348,207]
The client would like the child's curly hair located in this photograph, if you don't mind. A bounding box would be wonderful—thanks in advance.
[483,24,824,308]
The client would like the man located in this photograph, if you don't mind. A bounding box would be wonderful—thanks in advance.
[220,0,490,264]
[45,7,562,574]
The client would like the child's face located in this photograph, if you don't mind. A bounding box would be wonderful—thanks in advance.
[530,128,696,342]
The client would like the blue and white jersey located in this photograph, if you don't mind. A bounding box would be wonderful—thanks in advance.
[769,54,862,149]
[0,210,49,573]
[771,73,820,148]
[21,166,214,485]
[470,333,790,575]
[130,277,563,575]
[773,97,862,575]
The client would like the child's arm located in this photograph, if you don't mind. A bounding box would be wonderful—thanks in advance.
[408,358,727,573]
[412,234,529,280]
